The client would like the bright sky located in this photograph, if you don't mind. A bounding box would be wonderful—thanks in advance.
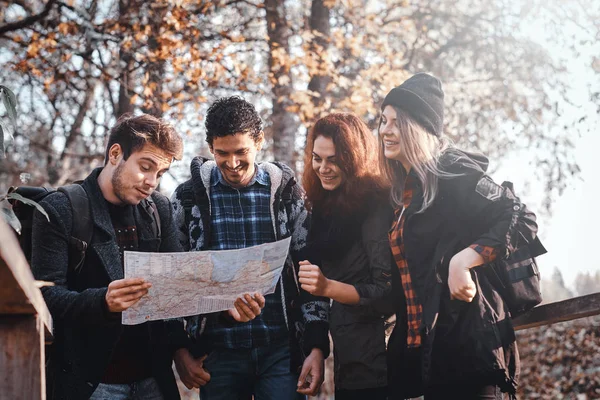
[539,132,600,288]
[491,4,600,290]
[490,130,599,291]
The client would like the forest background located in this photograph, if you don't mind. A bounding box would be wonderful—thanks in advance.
[0,0,599,397]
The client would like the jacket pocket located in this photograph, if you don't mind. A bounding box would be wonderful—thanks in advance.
[330,318,387,390]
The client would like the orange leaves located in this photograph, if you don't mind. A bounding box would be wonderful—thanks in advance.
[25,31,60,59]
[57,22,78,36]
[286,104,300,113]
[172,57,186,73]
[30,67,43,78]
[13,60,29,73]
[287,90,331,124]
[165,11,184,31]
[229,34,246,43]
[172,91,186,101]
[193,1,214,15]
[57,23,70,35]
[43,76,54,92]
[26,42,41,58]
[277,74,291,86]
[270,47,292,76]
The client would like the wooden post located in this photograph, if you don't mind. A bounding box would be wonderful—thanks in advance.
[0,218,52,400]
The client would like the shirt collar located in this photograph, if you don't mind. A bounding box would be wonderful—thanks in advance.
[211,164,269,188]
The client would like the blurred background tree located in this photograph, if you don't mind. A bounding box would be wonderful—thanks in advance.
[0,0,598,213]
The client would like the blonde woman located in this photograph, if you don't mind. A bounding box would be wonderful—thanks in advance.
[380,73,541,400]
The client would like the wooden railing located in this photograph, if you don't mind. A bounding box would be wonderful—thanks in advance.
[0,218,52,400]
[513,292,600,330]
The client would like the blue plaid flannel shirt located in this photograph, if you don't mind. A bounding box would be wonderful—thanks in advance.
[202,165,288,349]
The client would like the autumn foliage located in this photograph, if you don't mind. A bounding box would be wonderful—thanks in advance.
[0,0,597,200]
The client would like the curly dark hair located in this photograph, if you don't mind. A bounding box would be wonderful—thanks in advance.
[205,96,263,146]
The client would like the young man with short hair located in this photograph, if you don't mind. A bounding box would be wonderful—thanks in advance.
[171,96,330,400]
[31,114,187,399]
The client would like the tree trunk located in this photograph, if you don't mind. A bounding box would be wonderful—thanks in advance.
[140,2,167,117]
[117,0,134,117]
[265,0,299,170]
[307,0,331,108]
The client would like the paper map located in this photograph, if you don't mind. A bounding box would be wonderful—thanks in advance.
[121,237,290,325]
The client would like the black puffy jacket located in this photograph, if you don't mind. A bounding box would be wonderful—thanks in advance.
[388,149,539,397]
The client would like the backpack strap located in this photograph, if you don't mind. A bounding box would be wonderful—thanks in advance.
[281,177,296,232]
[181,183,196,237]
[58,184,92,274]
[142,197,162,239]
[186,180,211,250]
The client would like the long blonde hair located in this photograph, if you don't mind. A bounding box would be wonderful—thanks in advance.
[379,107,454,213]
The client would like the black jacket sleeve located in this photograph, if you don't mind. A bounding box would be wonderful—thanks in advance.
[353,203,395,316]
[31,192,112,326]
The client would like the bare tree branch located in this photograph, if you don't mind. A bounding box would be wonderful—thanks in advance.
[0,0,58,36]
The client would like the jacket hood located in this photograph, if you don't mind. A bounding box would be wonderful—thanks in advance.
[189,156,296,190]
[439,148,489,174]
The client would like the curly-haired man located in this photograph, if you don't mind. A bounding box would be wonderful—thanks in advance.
[171,96,330,400]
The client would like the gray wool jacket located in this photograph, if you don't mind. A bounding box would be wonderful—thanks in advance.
[170,157,330,371]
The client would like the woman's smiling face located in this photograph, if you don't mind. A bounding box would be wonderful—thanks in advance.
[312,135,344,191]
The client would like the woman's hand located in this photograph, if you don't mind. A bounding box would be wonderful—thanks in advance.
[448,247,484,302]
[298,261,330,297]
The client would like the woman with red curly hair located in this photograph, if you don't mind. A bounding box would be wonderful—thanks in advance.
[298,113,394,400]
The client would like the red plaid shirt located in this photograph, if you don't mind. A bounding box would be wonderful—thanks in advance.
[389,174,499,348]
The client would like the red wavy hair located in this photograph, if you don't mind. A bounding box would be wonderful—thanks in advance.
[302,113,389,216]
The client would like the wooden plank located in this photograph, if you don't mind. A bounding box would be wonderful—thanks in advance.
[0,218,52,337]
[513,292,600,331]
[0,315,45,400]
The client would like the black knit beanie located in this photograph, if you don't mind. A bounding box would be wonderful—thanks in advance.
[381,72,444,137]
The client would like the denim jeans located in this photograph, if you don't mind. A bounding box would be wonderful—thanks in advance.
[89,377,164,400]
[200,339,305,400]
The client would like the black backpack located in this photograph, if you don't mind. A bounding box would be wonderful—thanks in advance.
[483,181,547,317]
[8,183,161,274]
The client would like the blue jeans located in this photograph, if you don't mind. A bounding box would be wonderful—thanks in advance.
[200,339,305,400]
[89,377,163,400]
